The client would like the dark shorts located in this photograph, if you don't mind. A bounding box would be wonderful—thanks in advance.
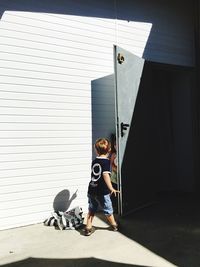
[88,194,113,216]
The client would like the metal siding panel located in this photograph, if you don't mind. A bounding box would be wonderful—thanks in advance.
[116,0,194,66]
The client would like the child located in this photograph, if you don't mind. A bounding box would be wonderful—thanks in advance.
[110,134,118,212]
[110,134,118,186]
[85,138,119,236]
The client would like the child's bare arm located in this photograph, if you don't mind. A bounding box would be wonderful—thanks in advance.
[103,172,120,196]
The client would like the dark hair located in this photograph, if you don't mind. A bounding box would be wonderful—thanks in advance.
[110,133,116,153]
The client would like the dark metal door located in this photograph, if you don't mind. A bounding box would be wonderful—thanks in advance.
[114,45,155,215]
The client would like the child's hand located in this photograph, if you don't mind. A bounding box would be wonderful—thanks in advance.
[110,188,120,197]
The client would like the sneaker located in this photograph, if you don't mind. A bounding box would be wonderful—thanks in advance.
[84,227,93,236]
[111,224,118,231]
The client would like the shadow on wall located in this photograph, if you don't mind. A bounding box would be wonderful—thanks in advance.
[0,0,194,64]
[91,74,115,157]
[53,189,78,212]
[0,257,146,267]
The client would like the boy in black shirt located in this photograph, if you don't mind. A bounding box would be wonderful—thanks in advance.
[85,138,119,236]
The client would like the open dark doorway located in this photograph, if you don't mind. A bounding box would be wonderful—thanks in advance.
[92,46,196,216]
[116,54,196,215]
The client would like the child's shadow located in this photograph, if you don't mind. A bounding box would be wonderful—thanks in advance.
[53,189,77,212]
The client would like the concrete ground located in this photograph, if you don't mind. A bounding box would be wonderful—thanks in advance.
[0,193,199,267]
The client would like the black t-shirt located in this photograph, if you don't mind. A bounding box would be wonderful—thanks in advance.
[88,157,111,196]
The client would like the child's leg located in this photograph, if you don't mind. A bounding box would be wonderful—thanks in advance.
[85,211,94,229]
[110,181,118,213]
[85,195,98,230]
[101,194,118,229]
[106,214,117,226]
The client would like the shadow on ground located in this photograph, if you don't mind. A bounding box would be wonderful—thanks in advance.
[118,193,200,267]
[1,257,146,267]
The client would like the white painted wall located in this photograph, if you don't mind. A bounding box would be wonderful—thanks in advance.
[0,2,117,230]
[0,0,194,229]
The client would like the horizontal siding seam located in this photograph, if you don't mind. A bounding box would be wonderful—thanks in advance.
[0,50,111,68]
[0,30,113,52]
[0,43,112,61]
[2,17,115,38]
[0,59,110,74]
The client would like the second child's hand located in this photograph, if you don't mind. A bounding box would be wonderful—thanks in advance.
[110,188,120,197]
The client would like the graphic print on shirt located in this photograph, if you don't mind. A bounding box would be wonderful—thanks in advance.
[90,163,102,187]
[88,158,111,195]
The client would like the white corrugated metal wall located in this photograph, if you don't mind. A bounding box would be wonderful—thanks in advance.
[0,0,194,230]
